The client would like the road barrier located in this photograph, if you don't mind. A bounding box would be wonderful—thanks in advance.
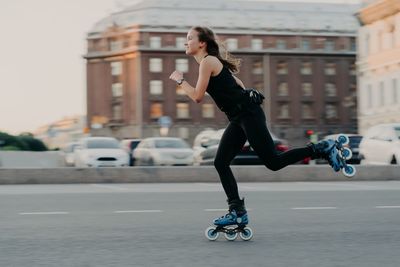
[0,165,398,184]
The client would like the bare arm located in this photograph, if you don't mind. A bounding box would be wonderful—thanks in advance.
[169,57,216,103]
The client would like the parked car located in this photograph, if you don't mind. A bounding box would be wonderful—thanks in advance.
[192,129,217,165]
[74,137,129,167]
[133,137,194,166]
[359,123,400,165]
[196,130,289,165]
[120,139,141,166]
[315,134,363,165]
[61,142,80,167]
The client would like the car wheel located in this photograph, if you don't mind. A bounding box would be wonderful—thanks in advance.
[391,156,397,165]
[148,158,154,166]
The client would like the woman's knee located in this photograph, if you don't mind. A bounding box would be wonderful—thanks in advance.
[214,157,229,170]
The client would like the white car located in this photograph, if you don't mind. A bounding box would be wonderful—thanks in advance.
[192,129,217,165]
[359,123,400,165]
[62,142,80,167]
[133,137,194,166]
[74,137,129,167]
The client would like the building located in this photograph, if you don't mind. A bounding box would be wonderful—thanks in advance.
[34,115,87,149]
[356,0,400,134]
[84,0,360,146]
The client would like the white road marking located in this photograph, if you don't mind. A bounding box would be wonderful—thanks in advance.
[113,210,163,213]
[375,206,400,209]
[19,211,69,215]
[90,184,130,191]
[291,207,338,210]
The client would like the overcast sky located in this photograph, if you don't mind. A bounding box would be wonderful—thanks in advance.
[0,0,361,135]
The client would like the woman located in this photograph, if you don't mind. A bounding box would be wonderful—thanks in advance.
[169,26,338,226]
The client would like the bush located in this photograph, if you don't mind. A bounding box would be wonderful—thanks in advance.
[0,132,48,151]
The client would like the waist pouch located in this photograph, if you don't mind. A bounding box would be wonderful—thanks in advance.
[222,88,265,117]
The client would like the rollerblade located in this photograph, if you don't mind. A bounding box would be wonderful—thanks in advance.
[205,199,253,241]
[309,134,356,177]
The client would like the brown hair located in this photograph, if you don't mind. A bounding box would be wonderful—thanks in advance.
[191,26,241,74]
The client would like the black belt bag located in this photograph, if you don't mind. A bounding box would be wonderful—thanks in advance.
[223,89,265,117]
[245,88,265,105]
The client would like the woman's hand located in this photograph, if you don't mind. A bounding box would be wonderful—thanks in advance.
[169,70,183,82]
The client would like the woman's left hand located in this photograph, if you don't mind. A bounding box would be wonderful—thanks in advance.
[169,70,183,82]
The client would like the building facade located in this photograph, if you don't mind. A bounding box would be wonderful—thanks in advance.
[85,0,360,146]
[357,0,400,134]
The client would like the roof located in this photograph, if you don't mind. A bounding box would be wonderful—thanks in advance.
[88,0,361,36]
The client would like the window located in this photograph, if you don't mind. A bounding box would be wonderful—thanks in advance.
[302,83,313,96]
[150,80,163,95]
[251,39,263,50]
[112,105,122,120]
[112,83,123,97]
[149,58,162,72]
[111,62,122,76]
[325,40,335,51]
[302,104,314,119]
[276,39,287,50]
[380,81,385,106]
[301,40,310,50]
[325,104,338,119]
[350,39,356,51]
[149,36,161,48]
[226,38,238,50]
[300,61,312,75]
[252,60,263,75]
[202,104,214,118]
[278,104,290,118]
[176,59,189,73]
[325,63,336,75]
[278,82,289,96]
[277,61,288,75]
[176,84,186,95]
[325,83,337,97]
[176,103,189,118]
[150,103,163,118]
[392,79,398,105]
[176,37,186,49]
[367,84,373,108]
[350,63,356,76]
[109,39,122,51]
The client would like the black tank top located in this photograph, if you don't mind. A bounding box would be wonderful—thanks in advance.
[206,66,247,114]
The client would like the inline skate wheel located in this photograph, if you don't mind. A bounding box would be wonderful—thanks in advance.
[205,226,219,241]
[224,227,238,241]
[239,227,253,241]
[336,134,349,146]
[342,164,356,178]
[342,147,353,160]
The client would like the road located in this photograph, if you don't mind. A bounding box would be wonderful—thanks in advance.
[1,181,400,267]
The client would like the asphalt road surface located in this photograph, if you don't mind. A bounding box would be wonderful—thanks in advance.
[1,181,400,267]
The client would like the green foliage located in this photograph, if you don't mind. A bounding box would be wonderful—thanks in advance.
[0,131,48,151]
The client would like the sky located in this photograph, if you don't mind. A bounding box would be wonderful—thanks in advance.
[0,0,361,135]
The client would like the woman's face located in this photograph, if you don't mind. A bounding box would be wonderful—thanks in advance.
[185,29,205,55]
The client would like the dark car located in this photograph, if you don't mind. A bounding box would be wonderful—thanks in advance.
[120,139,142,166]
[197,131,289,165]
[316,134,363,165]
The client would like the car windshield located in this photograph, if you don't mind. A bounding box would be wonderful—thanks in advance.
[349,136,363,145]
[395,127,400,139]
[155,139,189,149]
[87,139,120,149]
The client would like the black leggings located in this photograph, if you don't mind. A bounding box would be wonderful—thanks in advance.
[214,104,312,201]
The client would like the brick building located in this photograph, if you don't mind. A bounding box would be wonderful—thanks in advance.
[84,0,360,146]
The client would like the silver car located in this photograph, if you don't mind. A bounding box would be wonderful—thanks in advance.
[133,137,194,166]
[359,123,400,165]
